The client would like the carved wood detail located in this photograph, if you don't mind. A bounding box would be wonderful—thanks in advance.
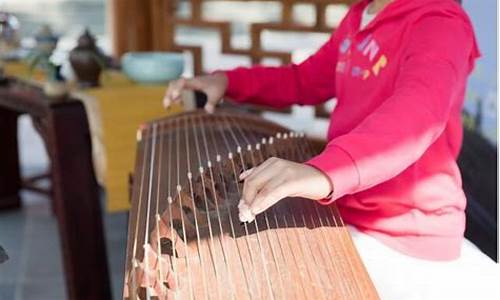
[110,0,355,116]
[166,0,354,75]
[112,0,354,75]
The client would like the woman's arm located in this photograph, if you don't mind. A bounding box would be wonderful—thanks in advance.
[163,31,342,113]
[237,15,479,220]
[223,32,340,108]
[306,15,479,203]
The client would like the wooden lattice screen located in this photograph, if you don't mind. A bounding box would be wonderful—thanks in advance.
[111,0,355,75]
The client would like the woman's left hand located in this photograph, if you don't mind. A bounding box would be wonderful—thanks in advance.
[238,157,333,222]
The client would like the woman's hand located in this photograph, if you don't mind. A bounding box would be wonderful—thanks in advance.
[163,73,228,113]
[238,157,333,222]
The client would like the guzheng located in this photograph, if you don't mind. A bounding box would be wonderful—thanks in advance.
[123,110,379,300]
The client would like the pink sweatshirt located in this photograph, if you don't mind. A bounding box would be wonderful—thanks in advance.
[223,0,480,260]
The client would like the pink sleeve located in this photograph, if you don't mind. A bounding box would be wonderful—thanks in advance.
[223,32,341,108]
[306,16,479,203]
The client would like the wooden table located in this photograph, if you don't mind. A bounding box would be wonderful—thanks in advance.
[0,77,111,299]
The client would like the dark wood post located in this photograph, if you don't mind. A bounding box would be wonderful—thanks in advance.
[109,0,155,58]
[49,101,111,300]
[0,107,21,209]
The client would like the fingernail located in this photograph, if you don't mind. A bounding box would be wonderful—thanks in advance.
[238,212,247,223]
[247,213,255,223]
[238,204,249,222]
[239,168,252,180]
[205,104,215,114]
[239,205,254,223]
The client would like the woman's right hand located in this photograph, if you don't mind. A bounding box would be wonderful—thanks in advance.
[163,72,228,114]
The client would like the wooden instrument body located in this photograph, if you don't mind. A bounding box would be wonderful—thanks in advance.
[124,110,379,299]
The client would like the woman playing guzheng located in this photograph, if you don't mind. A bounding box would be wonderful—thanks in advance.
[162,0,499,299]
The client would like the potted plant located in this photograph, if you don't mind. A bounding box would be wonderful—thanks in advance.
[27,51,67,102]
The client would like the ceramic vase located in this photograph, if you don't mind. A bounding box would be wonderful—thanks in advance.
[69,29,104,88]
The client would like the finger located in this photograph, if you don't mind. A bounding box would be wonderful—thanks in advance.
[238,199,245,209]
[204,101,216,114]
[164,78,205,108]
[243,157,280,182]
[163,84,172,108]
[241,158,281,206]
[250,179,290,216]
[238,202,255,223]
[239,168,254,180]
[163,95,171,109]
[163,79,186,108]
[203,87,223,114]
[241,166,277,208]
[182,77,206,90]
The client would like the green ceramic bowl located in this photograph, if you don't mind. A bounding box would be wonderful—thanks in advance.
[121,52,184,84]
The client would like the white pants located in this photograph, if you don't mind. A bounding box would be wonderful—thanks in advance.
[348,226,500,300]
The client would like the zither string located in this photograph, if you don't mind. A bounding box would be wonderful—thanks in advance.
[226,116,294,299]
[287,133,350,299]
[221,115,275,300]
[195,114,237,299]
[237,118,338,300]
[216,120,261,299]
[293,137,356,297]
[183,115,210,299]
[142,123,158,299]
[237,126,325,298]
[229,117,313,299]
[154,122,166,295]
[130,126,150,299]
[265,133,329,299]
[217,118,263,298]
[206,118,254,299]
[132,114,375,299]
[190,114,224,299]
[172,118,195,300]
[301,138,360,298]
[300,138,363,298]
[168,118,179,296]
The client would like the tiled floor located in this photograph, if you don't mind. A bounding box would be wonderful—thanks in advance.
[0,192,128,300]
[0,116,128,300]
